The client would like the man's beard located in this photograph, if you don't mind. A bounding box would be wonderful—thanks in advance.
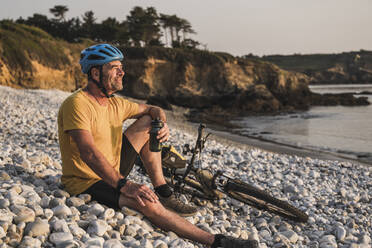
[111,79,123,91]
[103,75,123,92]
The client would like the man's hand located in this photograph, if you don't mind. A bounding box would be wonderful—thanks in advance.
[157,122,170,143]
[134,104,170,142]
[120,180,159,206]
[148,106,169,142]
[149,106,166,123]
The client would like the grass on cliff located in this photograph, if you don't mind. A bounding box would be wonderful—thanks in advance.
[0,20,70,71]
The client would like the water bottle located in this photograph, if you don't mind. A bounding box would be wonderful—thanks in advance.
[150,118,164,152]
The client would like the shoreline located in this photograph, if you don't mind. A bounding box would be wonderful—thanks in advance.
[169,119,372,168]
[209,129,372,167]
[129,96,372,167]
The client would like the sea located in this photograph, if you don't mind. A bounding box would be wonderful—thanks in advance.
[229,84,372,165]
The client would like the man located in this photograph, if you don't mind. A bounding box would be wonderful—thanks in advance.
[58,43,258,248]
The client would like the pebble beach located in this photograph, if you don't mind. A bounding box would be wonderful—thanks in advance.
[0,85,371,248]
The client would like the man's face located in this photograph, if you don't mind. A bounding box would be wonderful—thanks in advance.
[101,60,125,93]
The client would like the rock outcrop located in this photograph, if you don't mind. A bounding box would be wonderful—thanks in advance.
[122,49,312,114]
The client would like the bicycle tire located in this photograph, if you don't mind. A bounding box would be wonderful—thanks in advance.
[225,180,308,223]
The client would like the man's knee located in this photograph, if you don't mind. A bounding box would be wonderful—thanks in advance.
[119,195,164,217]
[125,115,152,135]
[141,201,164,218]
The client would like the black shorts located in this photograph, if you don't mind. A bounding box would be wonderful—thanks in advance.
[81,134,138,209]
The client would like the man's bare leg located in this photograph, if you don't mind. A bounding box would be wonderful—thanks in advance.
[119,194,214,246]
[123,117,212,243]
[122,117,259,248]
[124,116,197,214]
[124,115,166,187]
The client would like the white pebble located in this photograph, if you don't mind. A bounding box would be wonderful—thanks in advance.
[103,239,124,248]
[87,219,109,236]
[52,204,72,217]
[49,232,73,246]
[0,227,6,239]
[88,203,105,216]
[11,205,35,224]
[25,219,50,237]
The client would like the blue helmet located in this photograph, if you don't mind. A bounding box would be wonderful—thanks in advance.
[80,44,124,74]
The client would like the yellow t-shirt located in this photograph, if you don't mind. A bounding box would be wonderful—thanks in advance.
[58,89,139,195]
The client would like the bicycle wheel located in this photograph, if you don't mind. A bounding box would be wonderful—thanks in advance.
[224,180,308,223]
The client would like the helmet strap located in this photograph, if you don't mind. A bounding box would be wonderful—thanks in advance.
[91,66,114,98]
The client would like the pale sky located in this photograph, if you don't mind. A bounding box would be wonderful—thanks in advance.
[1,0,371,56]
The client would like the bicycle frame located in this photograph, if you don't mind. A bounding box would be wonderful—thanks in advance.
[163,123,309,222]
[165,123,226,201]
[182,124,208,180]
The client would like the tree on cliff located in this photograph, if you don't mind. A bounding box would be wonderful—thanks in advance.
[16,13,78,42]
[95,18,125,44]
[49,5,69,22]
[174,18,195,43]
[14,5,200,48]
[16,14,53,35]
[126,6,162,47]
[159,14,197,48]
[81,11,97,40]
[159,14,171,47]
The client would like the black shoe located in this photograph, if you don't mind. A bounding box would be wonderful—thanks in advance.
[213,234,259,248]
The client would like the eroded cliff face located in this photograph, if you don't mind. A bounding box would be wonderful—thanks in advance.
[0,51,86,91]
[0,22,87,91]
[123,57,311,113]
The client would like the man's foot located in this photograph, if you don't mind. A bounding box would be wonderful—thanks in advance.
[212,234,259,248]
[158,194,197,216]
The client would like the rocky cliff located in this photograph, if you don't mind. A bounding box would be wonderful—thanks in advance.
[122,50,311,114]
[0,21,87,91]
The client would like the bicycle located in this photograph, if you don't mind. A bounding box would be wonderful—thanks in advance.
[143,123,309,223]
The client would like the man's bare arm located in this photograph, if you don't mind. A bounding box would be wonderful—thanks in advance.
[68,129,158,205]
[68,129,122,188]
[133,104,167,123]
